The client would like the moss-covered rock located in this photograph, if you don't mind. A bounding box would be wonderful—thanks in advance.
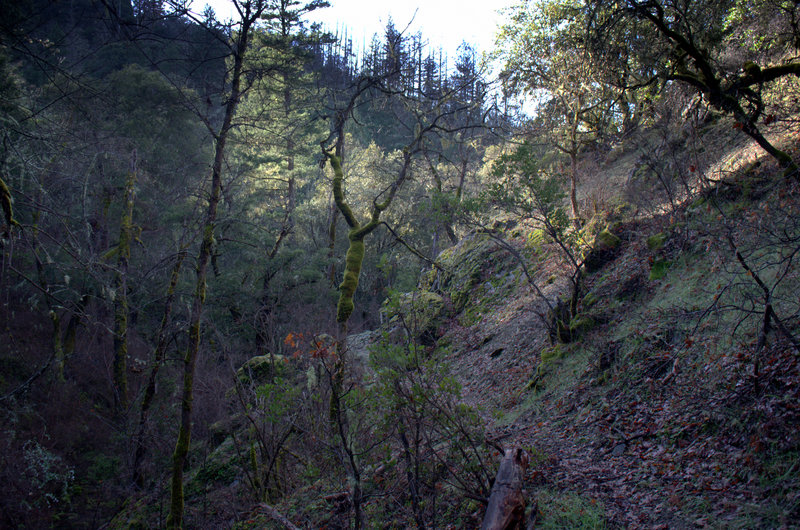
[185,437,239,499]
[382,290,446,345]
[236,354,286,386]
[646,232,668,251]
[583,228,622,272]
[428,233,516,311]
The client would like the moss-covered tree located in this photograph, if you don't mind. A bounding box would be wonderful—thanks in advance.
[589,0,800,175]
[320,51,489,525]
[166,1,270,526]
[111,156,137,414]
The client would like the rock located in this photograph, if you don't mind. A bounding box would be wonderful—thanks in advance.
[235,354,287,386]
[382,290,446,346]
[646,232,668,251]
[346,330,376,378]
[583,228,621,272]
[427,233,515,311]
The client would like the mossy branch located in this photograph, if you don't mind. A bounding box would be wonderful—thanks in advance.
[736,62,800,89]
[327,153,360,229]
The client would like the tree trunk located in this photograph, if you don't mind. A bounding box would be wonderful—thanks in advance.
[166,10,255,525]
[133,248,186,488]
[112,158,136,415]
[481,447,529,530]
[569,151,580,229]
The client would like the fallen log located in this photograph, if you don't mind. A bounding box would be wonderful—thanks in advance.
[480,447,529,530]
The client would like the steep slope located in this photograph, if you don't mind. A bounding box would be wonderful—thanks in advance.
[105,96,800,529]
[435,159,800,527]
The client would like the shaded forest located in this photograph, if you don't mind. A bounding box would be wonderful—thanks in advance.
[1,0,799,528]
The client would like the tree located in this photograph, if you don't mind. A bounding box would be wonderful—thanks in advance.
[319,34,490,524]
[111,154,137,414]
[485,141,594,343]
[165,1,272,526]
[231,0,330,358]
[497,0,619,227]
[588,0,800,174]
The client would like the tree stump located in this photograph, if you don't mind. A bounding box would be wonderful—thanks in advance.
[481,447,529,530]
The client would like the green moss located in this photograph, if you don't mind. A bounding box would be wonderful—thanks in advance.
[646,232,668,251]
[581,292,598,308]
[435,233,514,311]
[384,290,446,342]
[569,315,595,335]
[541,344,564,363]
[583,228,621,272]
[595,228,621,249]
[649,258,672,280]
[337,236,365,323]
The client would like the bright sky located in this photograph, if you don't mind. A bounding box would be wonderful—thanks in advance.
[196,0,518,60]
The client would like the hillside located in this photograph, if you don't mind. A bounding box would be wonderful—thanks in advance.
[104,108,800,529]
[3,1,800,527]
[433,127,800,526]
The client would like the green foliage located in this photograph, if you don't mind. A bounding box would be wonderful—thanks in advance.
[367,334,493,526]
[86,452,120,484]
[490,142,568,229]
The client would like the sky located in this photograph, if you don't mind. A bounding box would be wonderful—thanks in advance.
[195,0,519,60]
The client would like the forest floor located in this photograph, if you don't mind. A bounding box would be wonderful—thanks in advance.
[438,156,800,528]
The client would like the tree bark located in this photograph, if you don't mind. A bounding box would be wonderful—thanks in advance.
[112,157,136,415]
[481,447,529,530]
[166,5,259,525]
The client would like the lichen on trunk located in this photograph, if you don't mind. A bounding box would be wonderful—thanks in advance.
[112,163,136,414]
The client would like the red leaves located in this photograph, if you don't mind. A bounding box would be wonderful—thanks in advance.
[285,331,336,359]
[284,331,302,348]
